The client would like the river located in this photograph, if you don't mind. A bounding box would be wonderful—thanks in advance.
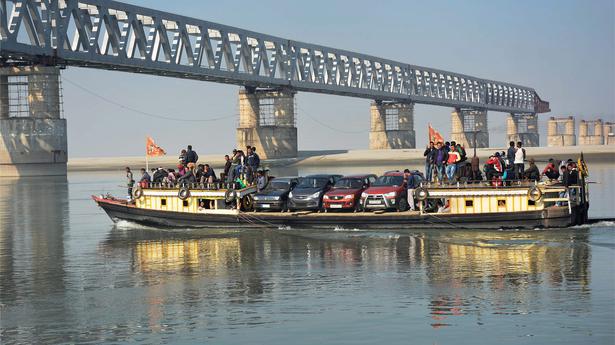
[0,163,614,344]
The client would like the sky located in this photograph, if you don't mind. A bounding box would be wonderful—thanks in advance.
[60,0,615,157]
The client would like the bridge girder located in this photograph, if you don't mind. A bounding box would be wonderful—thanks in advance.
[0,0,550,114]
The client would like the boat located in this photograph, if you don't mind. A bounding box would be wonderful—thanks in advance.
[93,177,590,230]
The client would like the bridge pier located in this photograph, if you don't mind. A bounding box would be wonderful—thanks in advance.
[236,88,297,159]
[547,116,576,146]
[450,108,489,148]
[579,119,605,145]
[0,66,67,177]
[369,101,415,149]
[507,113,539,146]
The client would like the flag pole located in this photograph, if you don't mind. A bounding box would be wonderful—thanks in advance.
[145,136,149,172]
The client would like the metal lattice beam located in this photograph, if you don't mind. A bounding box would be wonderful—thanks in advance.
[0,0,550,113]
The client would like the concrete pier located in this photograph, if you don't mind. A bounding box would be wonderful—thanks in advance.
[450,108,488,148]
[507,113,539,146]
[604,122,615,145]
[236,88,297,159]
[547,116,576,147]
[0,66,67,177]
[579,119,605,145]
[368,101,415,149]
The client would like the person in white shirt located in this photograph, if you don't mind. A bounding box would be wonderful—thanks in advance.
[513,141,526,180]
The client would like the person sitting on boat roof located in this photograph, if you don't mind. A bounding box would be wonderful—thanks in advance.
[484,153,503,181]
[541,158,560,181]
[195,164,205,182]
[164,168,177,186]
[185,145,199,165]
[178,162,197,185]
[139,168,151,188]
[523,158,540,182]
[176,164,186,177]
[178,149,187,166]
[152,167,167,184]
[202,164,217,184]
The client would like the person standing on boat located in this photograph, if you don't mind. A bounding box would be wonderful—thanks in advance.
[507,141,516,169]
[423,141,436,182]
[222,154,232,182]
[434,142,448,184]
[125,167,135,198]
[246,147,260,183]
[185,145,198,165]
[446,149,460,183]
[514,141,526,180]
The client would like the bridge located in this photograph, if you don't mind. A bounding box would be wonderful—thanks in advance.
[0,0,550,176]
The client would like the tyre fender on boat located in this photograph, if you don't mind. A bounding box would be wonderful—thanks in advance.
[178,187,191,200]
[224,189,236,203]
[132,186,143,199]
[241,194,254,211]
[527,186,543,202]
[414,187,429,201]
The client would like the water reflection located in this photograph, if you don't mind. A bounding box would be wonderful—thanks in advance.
[0,176,69,304]
[100,227,591,331]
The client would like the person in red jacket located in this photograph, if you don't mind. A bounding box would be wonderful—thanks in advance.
[541,158,560,180]
[484,154,503,181]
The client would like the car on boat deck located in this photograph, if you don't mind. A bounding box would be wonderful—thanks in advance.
[253,177,299,212]
[323,174,377,212]
[288,174,342,211]
[360,171,409,211]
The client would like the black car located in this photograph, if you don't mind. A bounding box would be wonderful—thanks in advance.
[253,177,299,212]
[288,174,342,211]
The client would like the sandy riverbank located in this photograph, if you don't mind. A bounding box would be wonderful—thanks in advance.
[68,145,614,172]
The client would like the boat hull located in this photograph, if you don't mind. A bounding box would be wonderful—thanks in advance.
[93,196,581,230]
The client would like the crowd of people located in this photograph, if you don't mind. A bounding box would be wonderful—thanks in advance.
[125,144,266,197]
[124,141,582,198]
[422,139,580,187]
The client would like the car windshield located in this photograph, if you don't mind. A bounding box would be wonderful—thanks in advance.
[372,175,404,187]
[296,177,329,188]
[334,178,364,189]
[268,180,291,190]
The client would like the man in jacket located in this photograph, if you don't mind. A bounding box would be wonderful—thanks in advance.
[434,142,448,184]
[423,141,436,182]
[185,145,198,164]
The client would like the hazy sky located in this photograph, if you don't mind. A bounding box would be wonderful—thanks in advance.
[61,0,615,157]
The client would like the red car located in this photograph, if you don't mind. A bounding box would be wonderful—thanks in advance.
[323,174,377,212]
[360,171,409,211]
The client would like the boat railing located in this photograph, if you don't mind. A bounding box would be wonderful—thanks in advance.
[140,181,251,191]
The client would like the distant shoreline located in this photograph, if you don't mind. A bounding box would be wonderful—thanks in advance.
[68,145,615,172]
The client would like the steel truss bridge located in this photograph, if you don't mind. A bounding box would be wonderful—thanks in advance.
[0,0,549,114]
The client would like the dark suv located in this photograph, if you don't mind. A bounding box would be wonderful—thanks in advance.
[288,174,342,211]
[253,177,299,212]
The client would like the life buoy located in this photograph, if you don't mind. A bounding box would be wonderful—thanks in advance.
[132,186,143,199]
[178,187,190,200]
[414,187,429,201]
[224,189,236,203]
[527,186,543,202]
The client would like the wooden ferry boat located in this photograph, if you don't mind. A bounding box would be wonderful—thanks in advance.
[93,179,590,230]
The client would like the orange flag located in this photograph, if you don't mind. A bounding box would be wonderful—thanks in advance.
[428,124,444,144]
[146,136,166,157]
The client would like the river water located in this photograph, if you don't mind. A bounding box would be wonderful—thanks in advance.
[1,163,614,344]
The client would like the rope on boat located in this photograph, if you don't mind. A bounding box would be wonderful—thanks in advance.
[421,212,470,230]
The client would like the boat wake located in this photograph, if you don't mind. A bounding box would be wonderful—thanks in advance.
[571,220,615,229]
[114,219,159,230]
